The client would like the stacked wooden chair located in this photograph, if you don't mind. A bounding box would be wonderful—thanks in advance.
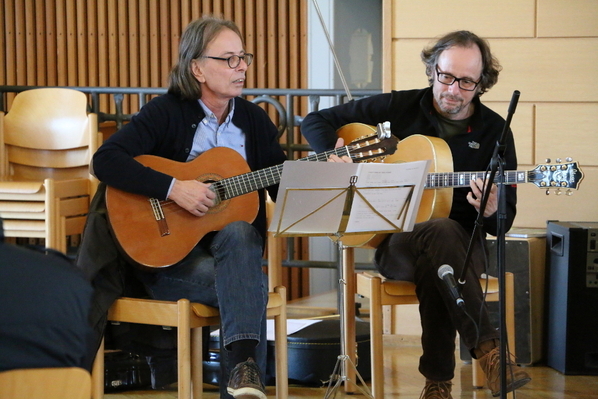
[0,88,101,253]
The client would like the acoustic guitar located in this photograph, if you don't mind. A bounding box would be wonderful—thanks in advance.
[106,126,398,269]
[337,126,585,248]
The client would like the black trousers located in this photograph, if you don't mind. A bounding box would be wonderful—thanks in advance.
[375,218,499,381]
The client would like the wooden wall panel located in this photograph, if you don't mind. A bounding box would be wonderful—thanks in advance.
[538,0,598,37]
[485,102,535,166]
[484,38,598,103]
[385,0,598,229]
[515,168,598,228]
[390,39,433,90]
[535,104,598,167]
[391,0,536,39]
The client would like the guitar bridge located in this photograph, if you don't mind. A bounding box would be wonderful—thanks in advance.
[149,198,170,237]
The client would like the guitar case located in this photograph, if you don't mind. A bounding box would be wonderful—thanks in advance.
[267,319,371,385]
[204,319,371,386]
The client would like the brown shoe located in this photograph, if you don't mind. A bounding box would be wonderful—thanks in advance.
[227,357,266,399]
[419,379,453,399]
[478,347,531,396]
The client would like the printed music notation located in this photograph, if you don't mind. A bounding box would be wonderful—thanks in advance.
[269,160,430,237]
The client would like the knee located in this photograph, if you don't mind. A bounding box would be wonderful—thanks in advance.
[215,221,262,250]
[426,218,466,239]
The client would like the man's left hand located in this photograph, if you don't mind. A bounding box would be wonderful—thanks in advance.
[328,137,353,163]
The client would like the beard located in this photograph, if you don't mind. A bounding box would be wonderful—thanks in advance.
[437,93,465,115]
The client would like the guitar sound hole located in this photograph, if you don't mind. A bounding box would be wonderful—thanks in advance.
[199,175,228,214]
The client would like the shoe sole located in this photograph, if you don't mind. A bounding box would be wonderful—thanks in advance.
[491,377,532,397]
[227,386,267,399]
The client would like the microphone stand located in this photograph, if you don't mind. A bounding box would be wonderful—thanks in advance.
[458,90,520,399]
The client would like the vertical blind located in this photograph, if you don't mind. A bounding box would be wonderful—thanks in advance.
[1,0,308,112]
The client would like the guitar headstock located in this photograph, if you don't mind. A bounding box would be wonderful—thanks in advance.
[347,134,399,163]
[530,158,584,195]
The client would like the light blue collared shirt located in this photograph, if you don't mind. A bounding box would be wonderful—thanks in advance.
[187,99,247,161]
[167,99,246,198]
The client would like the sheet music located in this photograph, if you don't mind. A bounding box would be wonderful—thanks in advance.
[269,160,430,236]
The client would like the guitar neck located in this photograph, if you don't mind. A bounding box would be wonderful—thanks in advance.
[212,146,351,201]
[426,170,531,189]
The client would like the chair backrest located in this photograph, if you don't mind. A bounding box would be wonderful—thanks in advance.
[1,88,99,181]
[0,367,91,399]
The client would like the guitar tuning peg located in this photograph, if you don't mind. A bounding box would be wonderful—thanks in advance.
[545,189,550,195]
[566,157,573,162]
[566,189,573,196]
[545,158,551,163]
[555,188,562,196]
[556,158,562,163]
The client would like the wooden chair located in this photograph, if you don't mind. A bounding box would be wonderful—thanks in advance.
[355,270,516,399]
[92,290,287,399]
[91,198,288,399]
[0,88,101,253]
[0,367,91,399]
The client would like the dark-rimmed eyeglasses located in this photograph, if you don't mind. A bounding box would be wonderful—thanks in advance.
[201,53,254,68]
[435,65,480,91]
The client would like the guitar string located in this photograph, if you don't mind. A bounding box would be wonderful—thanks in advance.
[214,145,354,200]
[155,139,382,207]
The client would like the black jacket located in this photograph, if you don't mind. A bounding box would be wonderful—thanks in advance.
[301,87,517,236]
[0,228,93,371]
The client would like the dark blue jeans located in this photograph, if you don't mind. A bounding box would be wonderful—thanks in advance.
[135,221,268,397]
[375,218,499,382]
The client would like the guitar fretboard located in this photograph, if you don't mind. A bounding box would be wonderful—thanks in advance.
[211,146,352,201]
[426,170,531,189]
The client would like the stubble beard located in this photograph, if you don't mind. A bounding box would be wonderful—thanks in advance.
[438,93,464,115]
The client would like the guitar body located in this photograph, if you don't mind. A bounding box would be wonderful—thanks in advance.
[389,134,453,223]
[337,126,454,248]
[106,147,258,269]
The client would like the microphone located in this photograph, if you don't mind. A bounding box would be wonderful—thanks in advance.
[437,264,465,307]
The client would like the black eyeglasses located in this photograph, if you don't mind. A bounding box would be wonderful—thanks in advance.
[201,53,254,68]
[435,65,480,91]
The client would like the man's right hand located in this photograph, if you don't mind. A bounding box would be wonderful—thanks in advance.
[168,179,215,217]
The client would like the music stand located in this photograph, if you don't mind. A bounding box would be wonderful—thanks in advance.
[270,160,429,398]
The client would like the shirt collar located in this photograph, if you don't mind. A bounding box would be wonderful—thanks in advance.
[198,98,235,126]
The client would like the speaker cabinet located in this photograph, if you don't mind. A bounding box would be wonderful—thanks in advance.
[486,233,547,365]
[459,230,547,365]
[546,221,598,375]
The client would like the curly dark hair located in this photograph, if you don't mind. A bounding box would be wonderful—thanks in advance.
[168,16,243,100]
[421,30,502,96]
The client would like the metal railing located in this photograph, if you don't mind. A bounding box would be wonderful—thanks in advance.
[0,84,380,270]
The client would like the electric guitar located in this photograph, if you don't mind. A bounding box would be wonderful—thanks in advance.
[106,127,398,269]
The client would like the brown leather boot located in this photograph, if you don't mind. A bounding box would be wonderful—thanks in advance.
[419,379,453,399]
[478,346,531,396]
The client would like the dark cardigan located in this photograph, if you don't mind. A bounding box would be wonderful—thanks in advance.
[78,93,287,369]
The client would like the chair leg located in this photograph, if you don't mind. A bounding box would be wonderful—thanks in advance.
[274,286,288,399]
[191,327,203,399]
[91,337,105,399]
[177,299,192,399]
[369,274,385,399]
